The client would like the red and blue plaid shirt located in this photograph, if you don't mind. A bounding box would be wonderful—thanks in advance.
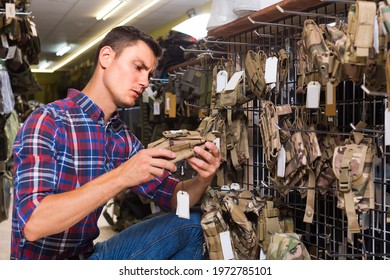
[11,89,178,259]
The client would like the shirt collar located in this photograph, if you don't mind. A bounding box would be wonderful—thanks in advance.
[66,88,122,126]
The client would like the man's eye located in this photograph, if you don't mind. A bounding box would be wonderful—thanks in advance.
[135,65,141,70]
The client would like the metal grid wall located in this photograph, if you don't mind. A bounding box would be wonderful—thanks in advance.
[224,2,390,259]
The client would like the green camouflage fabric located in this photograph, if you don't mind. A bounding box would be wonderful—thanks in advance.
[266,233,311,260]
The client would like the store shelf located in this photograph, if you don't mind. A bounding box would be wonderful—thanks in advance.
[207,0,323,38]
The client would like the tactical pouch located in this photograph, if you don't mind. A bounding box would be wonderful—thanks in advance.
[332,125,374,236]
[147,129,217,164]
[266,233,311,260]
[257,200,282,252]
[344,1,377,65]
[244,50,266,99]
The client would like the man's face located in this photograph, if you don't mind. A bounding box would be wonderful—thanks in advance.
[103,40,157,108]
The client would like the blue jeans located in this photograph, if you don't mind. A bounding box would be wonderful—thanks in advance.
[88,208,206,260]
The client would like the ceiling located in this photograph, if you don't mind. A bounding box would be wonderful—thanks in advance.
[26,0,211,72]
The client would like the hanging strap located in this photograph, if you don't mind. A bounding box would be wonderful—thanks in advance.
[339,148,361,235]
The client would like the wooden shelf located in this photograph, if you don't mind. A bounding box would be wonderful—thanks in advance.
[207,0,323,38]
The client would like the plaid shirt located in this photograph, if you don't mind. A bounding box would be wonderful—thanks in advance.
[11,89,178,260]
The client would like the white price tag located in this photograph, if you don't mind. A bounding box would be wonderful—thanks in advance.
[219,231,235,260]
[5,3,16,19]
[277,147,286,177]
[265,56,278,84]
[216,70,228,93]
[6,45,16,60]
[176,190,190,219]
[153,100,160,115]
[306,81,321,109]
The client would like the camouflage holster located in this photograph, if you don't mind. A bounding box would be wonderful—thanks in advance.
[147,129,217,163]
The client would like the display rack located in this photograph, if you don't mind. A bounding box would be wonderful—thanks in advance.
[207,0,390,260]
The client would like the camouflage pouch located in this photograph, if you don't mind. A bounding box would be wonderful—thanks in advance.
[332,126,374,235]
[147,129,217,163]
[244,50,266,99]
[257,200,282,253]
[266,233,311,260]
[259,100,282,170]
[278,48,289,92]
[220,70,253,107]
[344,1,377,65]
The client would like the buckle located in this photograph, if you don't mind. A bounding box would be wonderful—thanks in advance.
[338,165,351,192]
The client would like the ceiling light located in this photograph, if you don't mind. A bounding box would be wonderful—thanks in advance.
[172,13,210,40]
[56,44,71,56]
[39,60,51,69]
[31,0,162,73]
[96,0,127,21]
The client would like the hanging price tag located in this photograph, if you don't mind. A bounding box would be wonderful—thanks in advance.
[264,56,278,84]
[306,81,321,109]
[219,231,235,260]
[176,190,190,219]
[5,3,16,19]
[216,70,228,93]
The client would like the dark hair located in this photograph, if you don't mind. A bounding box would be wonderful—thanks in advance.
[94,26,162,66]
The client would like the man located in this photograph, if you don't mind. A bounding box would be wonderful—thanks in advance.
[11,26,221,260]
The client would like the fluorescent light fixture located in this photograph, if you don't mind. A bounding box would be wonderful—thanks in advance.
[56,44,71,56]
[96,0,127,21]
[172,13,210,40]
[32,0,162,73]
[39,60,51,69]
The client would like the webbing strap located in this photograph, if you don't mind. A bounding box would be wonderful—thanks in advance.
[303,169,316,224]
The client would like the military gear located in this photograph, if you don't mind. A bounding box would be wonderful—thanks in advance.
[148,129,217,164]
[266,233,311,260]
[332,122,375,237]
[200,188,264,260]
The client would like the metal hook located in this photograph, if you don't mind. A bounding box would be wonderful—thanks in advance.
[205,39,259,47]
[260,180,336,192]
[179,46,229,55]
[320,0,355,3]
[350,123,384,134]
[184,101,212,111]
[248,16,303,29]
[274,122,351,136]
[276,4,339,20]
[361,85,390,98]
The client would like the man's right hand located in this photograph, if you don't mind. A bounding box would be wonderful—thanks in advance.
[117,147,177,187]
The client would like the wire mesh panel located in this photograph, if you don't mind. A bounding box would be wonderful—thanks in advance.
[220,1,390,260]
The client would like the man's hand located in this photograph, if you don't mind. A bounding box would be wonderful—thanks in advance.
[187,141,222,185]
[118,147,177,187]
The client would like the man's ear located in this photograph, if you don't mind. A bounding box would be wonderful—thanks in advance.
[98,46,114,69]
